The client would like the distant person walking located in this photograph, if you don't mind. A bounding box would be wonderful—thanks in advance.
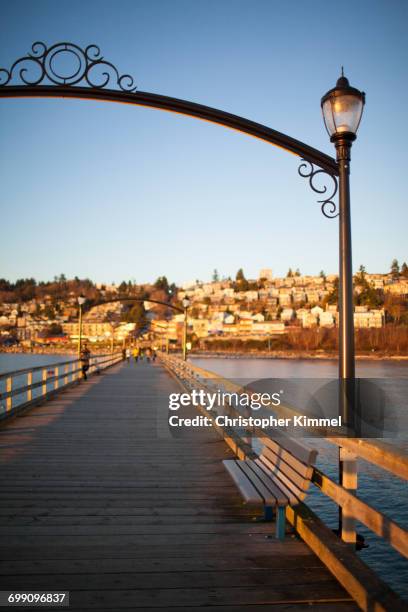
[80,344,91,380]
[126,348,131,362]
[122,348,126,361]
[132,347,139,363]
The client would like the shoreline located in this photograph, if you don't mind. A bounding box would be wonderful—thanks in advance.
[2,348,406,362]
[189,351,408,362]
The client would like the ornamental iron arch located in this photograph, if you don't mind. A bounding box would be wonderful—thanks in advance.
[0,41,338,218]
[93,296,184,314]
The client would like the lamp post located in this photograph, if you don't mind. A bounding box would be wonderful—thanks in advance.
[182,297,190,361]
[321,70,365,540]
[77,295,86,358]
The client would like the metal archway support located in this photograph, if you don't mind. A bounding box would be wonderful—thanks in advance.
[0,41,339,216]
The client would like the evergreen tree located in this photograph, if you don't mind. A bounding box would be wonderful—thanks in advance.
[355,265,366,284]
[125,302,147,330]
[327,278,339,305]
[235,268,246,282]
[154,276,169,292]
[391,259,400,279]
[43,304,56,319]
[235,269,249,291]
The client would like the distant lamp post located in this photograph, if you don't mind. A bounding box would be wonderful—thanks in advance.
[321,70,365,424]
[104,330,110,351]
[77,295,86,357]
[182,297,191,361]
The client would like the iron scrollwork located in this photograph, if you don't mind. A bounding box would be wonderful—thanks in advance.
[298,159,338,218]
[0,41,137,92]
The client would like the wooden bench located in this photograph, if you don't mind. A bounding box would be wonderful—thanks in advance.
[223,435,318,540]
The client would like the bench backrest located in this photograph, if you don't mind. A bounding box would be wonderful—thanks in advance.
[258,435,318,502]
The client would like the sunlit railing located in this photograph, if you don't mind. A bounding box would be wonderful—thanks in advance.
[0,352,123,420]
[158,352,408,561]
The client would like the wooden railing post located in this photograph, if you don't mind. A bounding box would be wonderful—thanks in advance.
[42,369,47,396]
[6,376,12,412]
[339,446,358,544]
[27,372,32,402]
[64,364,68,386]
[54,366,59,390]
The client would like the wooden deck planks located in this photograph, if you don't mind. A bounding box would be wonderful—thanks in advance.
[0,361,357,610]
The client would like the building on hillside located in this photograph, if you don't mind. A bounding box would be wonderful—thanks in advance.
[281,308,295,322]
[293,290,306,304]
[191,319,209,338]
[384,281,408,296]
[301,312,318,328]
[306,290,320,303]
[319,312,335,328]
[253,321,285,335]
[354,309,384,328]
[259,269,273,281]
[278,292,292,306]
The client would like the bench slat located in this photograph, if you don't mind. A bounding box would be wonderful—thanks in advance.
[259,435,318,466]
[235,460,278,505]
[244,460,289,506]
[260,448,313,492]
[222,460,264,504]
[259,438,314,478]
[254,458,302,504]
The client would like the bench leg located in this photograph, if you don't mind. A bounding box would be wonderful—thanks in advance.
[276,506,286,540]
[264,506,273,521]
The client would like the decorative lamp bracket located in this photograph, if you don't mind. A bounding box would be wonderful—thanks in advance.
[298,159,339,218]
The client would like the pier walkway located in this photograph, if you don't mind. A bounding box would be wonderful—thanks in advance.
[0,361,358,610]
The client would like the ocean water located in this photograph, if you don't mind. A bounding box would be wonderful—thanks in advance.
[0,353,74,375]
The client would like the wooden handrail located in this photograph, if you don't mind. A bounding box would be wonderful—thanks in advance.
[0,352,120,380]
[0,352,123,419]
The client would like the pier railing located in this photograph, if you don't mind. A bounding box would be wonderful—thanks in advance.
[0,352,123,420]
[158,352,408,610]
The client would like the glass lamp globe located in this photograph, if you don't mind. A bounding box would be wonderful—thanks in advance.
[321,71,365,141]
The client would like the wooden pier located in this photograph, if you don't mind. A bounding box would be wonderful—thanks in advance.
[0,361,360,610]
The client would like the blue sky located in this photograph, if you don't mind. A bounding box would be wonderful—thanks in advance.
[0,0,407,285]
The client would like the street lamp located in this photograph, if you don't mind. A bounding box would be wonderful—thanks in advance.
[321,70,365,424]
[182,297,190,361]
[77,295,86,357]
[322,71,365,542]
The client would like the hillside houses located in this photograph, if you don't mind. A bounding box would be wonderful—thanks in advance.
[0,267,404,348]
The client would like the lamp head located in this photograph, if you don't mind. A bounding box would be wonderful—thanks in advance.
[321,69,365,142]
